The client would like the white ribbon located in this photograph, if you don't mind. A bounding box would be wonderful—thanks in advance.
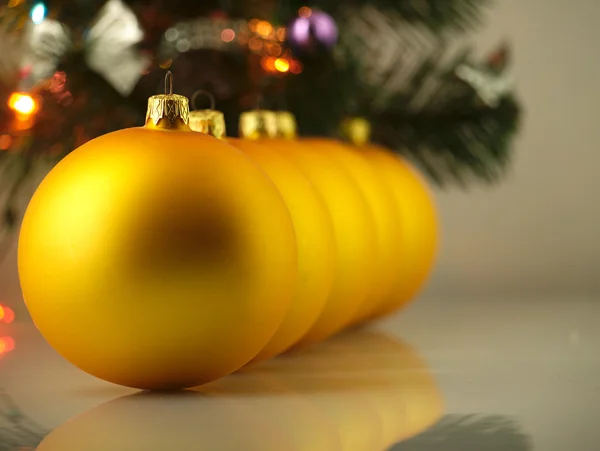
[21,0,149,96]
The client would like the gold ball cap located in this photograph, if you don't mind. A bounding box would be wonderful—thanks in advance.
[145,94,190,131]
[275,111,298,139]
[189,110,227,139]
[341,117,372,146]
[239,110,278,140]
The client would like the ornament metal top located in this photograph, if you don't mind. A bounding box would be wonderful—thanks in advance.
[145,72,191,130]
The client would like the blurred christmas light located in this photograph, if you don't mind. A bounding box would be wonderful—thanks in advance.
[248,37,263,51]
[1,307,15,324]
[276,27,286,42]
[248,19,259,32]
[0,135,12,151]
[30,2,47,24]
[0,337,15,354]
[256,20,273,37]
[266,42,282,57]
[288,9,338,51]
[0,305,4,321]
[221,28,235,42]
[261,57,277,72]
[8,93,38,116]
[299,7,312,18]
[165,28,179,42]
[274,58,290,73]
[290,59,303,74]
[176,39,191,52]
[5,309,14,324]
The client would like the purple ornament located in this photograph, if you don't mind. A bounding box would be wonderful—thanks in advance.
[288,9,338,53]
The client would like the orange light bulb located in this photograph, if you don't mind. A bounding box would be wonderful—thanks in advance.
[8,93,37,116]
[0,337,15,353]
[3,307,15,324]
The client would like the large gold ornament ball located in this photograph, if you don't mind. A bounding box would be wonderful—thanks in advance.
[18,127,298,390]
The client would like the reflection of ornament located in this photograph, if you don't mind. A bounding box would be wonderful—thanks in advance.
[35,330,442,451]
[288,8,338,53]
[18,76,298,390]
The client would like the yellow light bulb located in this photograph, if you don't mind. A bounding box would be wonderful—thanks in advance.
[8,93,37,116]
[274,58,290,73]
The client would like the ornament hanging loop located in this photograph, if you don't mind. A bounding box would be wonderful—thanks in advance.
[165,71,174,95]
[192,90,216,111]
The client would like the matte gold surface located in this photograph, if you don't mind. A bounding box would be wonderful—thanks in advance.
[17,127,297,390]
[229,138,336,362]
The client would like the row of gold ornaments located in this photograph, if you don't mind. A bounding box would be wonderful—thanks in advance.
[18,81,437,390]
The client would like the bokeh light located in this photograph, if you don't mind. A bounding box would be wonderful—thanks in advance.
[299,7,313,18]
[266,42,282,57]
[0,337,15,354]
[256,20,273,37]
[276,27,287,42]
[290,60,303,74]
[8,93,37,116]
[0,305,15,324]
[221,28,236,43]
[30,2,47,24]
[249,37,263,51]
[275,58,290,73]
[0,135,12,151]
[3,308,15,324]
[261,57,277,72]
[288,10,338,50]
[248,18,260,32]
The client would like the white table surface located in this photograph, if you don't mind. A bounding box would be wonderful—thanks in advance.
[1,295,598,450]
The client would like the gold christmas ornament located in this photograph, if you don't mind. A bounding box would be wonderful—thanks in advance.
[18,73,298,390]
[241,113,378,346]
[306,137,402,324]
[342,117,439,319]
[190,106,336,362]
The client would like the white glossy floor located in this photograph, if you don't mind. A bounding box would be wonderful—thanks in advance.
[1,295,599,450]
